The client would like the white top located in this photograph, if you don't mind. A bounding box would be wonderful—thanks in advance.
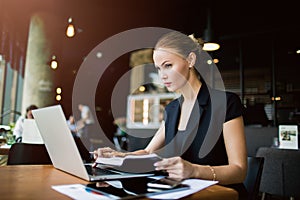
[22,119,44,144]
[13,116,25,139]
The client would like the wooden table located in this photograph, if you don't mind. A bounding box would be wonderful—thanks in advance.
[0,165,238,200]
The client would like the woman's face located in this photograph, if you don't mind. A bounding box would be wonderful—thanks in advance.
[153,49,190,92]
[26,110,34,119]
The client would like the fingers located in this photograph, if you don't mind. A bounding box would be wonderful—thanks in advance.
[92,147,115,167]
[153,157,187,180]
[96,182,110,188]
[93,150,98,160]
[93,147,126,159]
[92,147,133,169]
[154,157,180,170]
[166,171,183,181]
[154,157,181,168]
[96,147,115,158]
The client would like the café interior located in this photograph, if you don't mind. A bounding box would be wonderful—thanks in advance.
[0,0,300,199]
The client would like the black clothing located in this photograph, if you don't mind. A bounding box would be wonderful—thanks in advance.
[162,81,243,161]
[160,81,247,199]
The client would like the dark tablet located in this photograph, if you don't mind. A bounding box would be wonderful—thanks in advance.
[86,177,190,199]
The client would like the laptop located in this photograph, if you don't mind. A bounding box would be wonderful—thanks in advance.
[32,105,154,182]
[22,119,44,144]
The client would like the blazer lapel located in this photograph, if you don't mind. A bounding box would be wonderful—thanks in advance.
[165,97,181,144]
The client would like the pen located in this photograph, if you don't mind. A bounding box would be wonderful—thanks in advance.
[85,187,104,196]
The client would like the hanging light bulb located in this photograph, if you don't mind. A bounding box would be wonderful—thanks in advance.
[56,94,62,101]
[66,17,75,38]
[50,55,58,69]
[56,87,62,101]
[202,7,220,51]
[203,43,220,51]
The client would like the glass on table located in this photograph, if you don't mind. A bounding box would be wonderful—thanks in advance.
[5,133,16,145]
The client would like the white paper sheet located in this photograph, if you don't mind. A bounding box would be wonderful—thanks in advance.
[52,179,218,200]
[52,184,113,200]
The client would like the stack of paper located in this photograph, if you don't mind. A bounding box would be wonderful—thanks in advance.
[95,153,162,173]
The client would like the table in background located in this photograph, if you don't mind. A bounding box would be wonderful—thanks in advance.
[0,143,10,166]
[0,165,238,200]
[0,143,11,155]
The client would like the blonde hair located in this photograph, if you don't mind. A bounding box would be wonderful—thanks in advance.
[154,31,203,59]
[154,31,204,79]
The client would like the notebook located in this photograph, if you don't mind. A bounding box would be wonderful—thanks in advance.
[22,119,44,144]
[32,105,154,182]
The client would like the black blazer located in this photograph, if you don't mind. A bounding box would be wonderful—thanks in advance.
[160,81,243,166]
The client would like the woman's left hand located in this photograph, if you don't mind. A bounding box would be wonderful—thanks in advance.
[154,156,195,180]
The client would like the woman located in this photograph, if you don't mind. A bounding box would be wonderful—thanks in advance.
[94,31,247,196]
[13,104,38,142]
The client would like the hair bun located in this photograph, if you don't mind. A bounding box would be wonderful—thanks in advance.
[188,34,204,48]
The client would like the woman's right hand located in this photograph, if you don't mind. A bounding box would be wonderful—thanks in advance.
[93,147,126,160]
[92,147,126,167]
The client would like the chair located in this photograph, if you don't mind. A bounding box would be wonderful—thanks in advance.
[283,160,300,199]
[7,143,52,165]
[244,156,264,200]
[256,147,300,199]
[244,127,278,157]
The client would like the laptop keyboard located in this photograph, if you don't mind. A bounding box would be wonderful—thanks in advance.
[85,165,119,176]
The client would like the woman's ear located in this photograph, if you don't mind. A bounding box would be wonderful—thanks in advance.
[187,52,196,67]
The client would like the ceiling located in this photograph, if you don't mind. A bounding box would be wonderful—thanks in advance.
[1,0,300,126]
[2,0,299,69]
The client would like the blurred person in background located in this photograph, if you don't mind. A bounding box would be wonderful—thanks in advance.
[13,104,38,142]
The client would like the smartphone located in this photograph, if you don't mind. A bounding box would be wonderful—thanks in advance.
[147,178,181,189]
